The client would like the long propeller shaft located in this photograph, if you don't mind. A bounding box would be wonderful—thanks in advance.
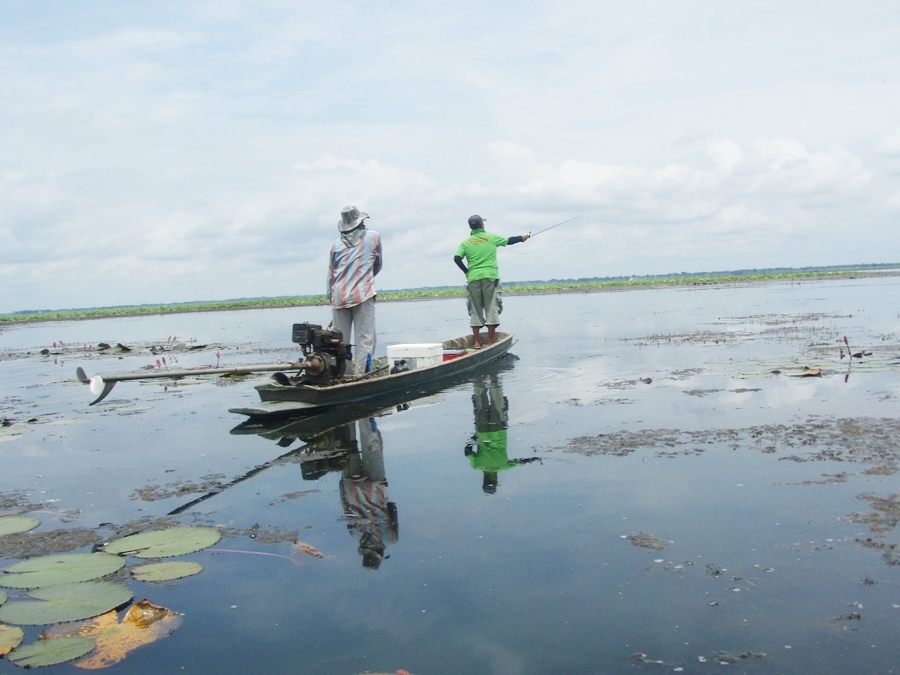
[75,362,303,406]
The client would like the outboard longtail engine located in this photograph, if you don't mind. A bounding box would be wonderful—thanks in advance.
[291,322,353,384]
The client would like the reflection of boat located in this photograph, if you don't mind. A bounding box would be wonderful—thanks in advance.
[229,332,515,418]
[172,358,517,541]
[230,391,440,442]
[231,354,518,441]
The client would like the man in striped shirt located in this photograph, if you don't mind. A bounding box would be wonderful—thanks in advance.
[327,205,383,376]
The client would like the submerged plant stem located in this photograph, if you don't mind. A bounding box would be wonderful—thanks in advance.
[211,548,302,567]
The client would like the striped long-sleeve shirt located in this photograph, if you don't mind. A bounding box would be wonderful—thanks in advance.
[327,229,382,309]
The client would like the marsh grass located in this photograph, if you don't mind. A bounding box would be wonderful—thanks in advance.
[2,266,896,325]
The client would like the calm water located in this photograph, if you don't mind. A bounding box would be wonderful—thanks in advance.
[1,277,899,674]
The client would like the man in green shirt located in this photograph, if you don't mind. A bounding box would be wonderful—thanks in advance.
[453,215,530,348]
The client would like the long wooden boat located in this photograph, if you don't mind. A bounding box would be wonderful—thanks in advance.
[231,350,517,436]
[228,332,515,418]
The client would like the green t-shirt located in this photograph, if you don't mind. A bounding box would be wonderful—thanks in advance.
[455,229,509,282]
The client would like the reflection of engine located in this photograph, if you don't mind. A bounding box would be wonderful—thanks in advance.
[291,322,353,385]
[300,426,355,480]
[300,449,350,480]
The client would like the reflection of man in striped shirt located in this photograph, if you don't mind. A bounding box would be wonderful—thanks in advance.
[339,418,398,570]
[327,205,383,376]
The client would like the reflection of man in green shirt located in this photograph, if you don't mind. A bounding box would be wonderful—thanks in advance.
[465,376,540,494]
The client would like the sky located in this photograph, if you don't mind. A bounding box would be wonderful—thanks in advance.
[2,1,899,313]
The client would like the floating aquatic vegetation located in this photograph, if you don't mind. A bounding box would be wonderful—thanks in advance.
[625,533,670,550]
[0,423,25,442]
[786,367,822,377]
[863,465,895,476]
[95,343,132,353]
[292,541,325,558]
[0,526,103,560]
[7,635,96,668]
[0,623,25,654]
[848,492,900,565]
[833,611,862,622]
[133,475,227,502]
[709,650,767,664]
[130,561,203,582]
[0,518,213,669]
[0,515,40,537]
[0,581,133,625]
[0,553,125,589]
[42,599,182,669]
[683,388,723,397]
[103,525,221,558]
[560,417,900,466]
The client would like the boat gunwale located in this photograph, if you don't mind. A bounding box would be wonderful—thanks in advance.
[254,332,514,403]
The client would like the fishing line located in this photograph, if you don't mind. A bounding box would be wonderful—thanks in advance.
[528,215,582,238]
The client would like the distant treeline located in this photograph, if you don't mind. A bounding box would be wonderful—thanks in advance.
[2,263,898,325]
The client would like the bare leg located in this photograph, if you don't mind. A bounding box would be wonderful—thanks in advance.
[486,324,497,345]
[472,326,482,348]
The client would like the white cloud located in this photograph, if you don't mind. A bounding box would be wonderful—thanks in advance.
[888,191,900,211]
[707,141,743,174]
[1,1,899,313]
[52,28,206,64]
[746,139,871,194]
[877,128,900,156]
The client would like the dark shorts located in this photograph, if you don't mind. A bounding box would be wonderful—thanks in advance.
[467,278,502,326]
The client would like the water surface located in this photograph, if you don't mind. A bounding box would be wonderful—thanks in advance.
[1,277,899,674]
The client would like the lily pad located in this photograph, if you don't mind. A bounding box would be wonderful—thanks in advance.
[787,367,822,377]
[0,515,40,537]
[0,581,133,626]
[7,636,96,668]
[42,599,182,668]
[0,624,25,655]
[131,561,203,582]
[1,553,126,589]
[0,425,25,442]
[104,526,220,559]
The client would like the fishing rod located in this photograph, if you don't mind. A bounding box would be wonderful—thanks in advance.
[528,214,582,238]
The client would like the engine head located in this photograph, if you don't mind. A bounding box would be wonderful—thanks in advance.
[291,322,352,384]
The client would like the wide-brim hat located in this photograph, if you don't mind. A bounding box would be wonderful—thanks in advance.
[339,205,369,232]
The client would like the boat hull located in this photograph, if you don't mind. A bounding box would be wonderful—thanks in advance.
[229,332,514,417]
